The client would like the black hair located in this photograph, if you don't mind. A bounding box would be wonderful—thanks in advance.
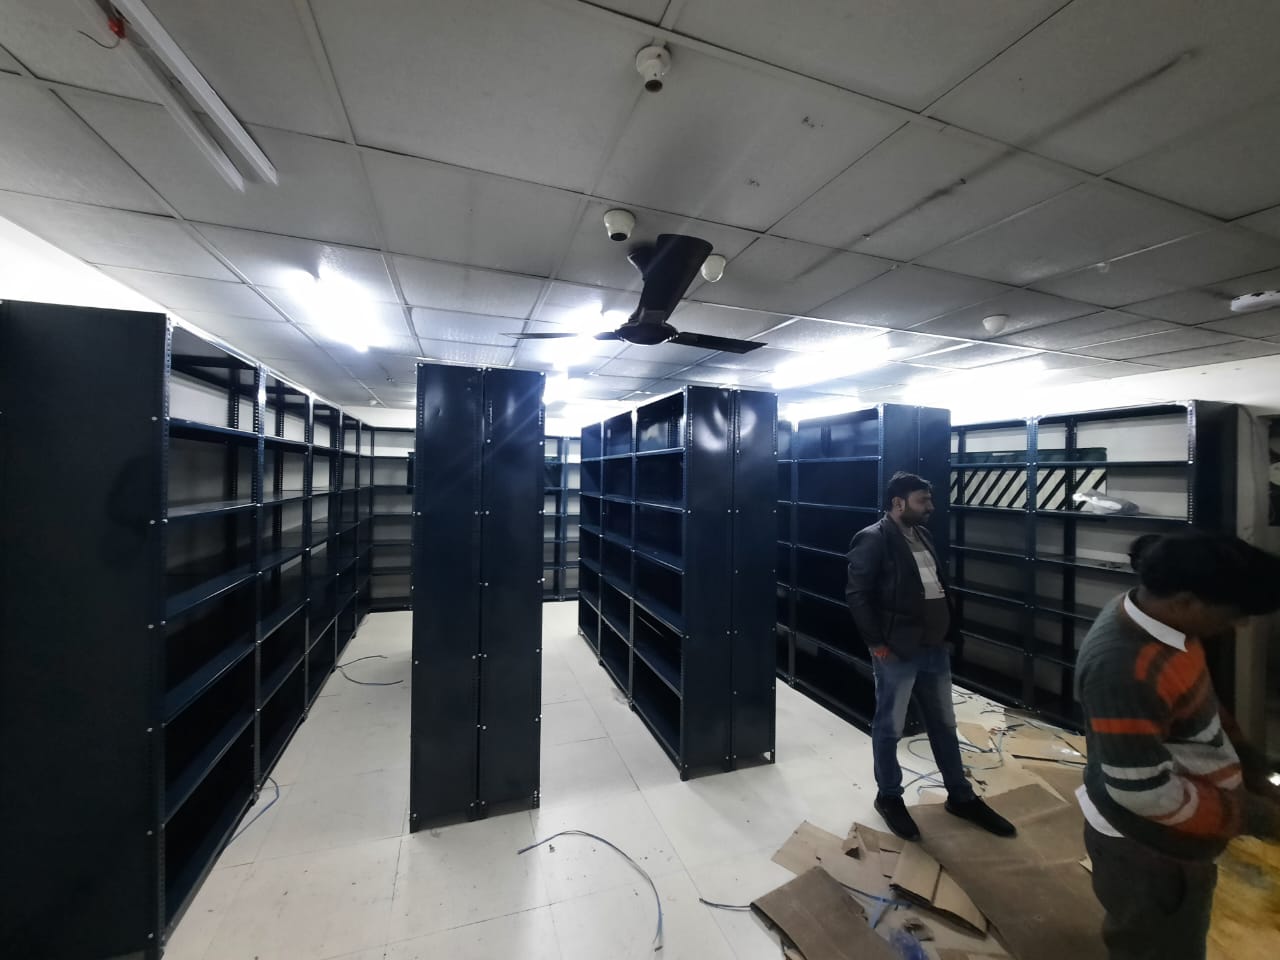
[886,472,931,510]
[1130,531,1280,616]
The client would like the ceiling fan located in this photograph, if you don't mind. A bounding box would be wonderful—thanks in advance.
[506,234,766,354]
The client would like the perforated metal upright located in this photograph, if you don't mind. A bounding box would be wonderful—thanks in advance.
[410,364,545,827]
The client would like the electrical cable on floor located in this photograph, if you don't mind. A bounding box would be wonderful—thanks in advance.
[698,897,752,911]
[228,777,279,844]
[519,830,664,952]
[335,654,404,686]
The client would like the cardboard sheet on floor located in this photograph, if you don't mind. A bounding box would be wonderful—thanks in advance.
[889,841,988,936]
[1019,760,1086,806]
[1001,732,1085,766]
[751,867,898,960]
[910,784,1105,960]
[772,821,889,896]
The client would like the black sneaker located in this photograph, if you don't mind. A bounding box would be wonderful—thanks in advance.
[946,797,1017,837]
[875,794,921,841]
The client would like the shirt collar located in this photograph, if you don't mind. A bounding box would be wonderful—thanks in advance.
[1123,591,1188,652]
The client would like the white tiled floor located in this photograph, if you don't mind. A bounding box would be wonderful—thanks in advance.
[164,603,938,959]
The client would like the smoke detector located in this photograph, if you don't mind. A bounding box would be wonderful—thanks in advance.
[1230,290,1280,312]
[700,254,726,283]
[636,45,671,92]
[981,314,1010,335]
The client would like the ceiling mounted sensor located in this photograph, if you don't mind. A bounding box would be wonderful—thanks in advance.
[982,314,1009,335]
[636,45,671,92]
[75,0,277,191]
[506,235,765,354]
[603,208,635,242]
[1230,290,1280,313]
[700,254,726,283]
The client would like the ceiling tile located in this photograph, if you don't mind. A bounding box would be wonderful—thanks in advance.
[574,375,655,399]
[143,0,345,138]
[828,361,935,388]
[673,0,1067,111]
[997,311,1175,350]
[393,257,544,317]
[0,194,234,279]
[930,0,1280,172]
[613,342,718,365]
[597,46,901,231]
[412,308,527,346]
[693,236,891,315]
[761,318,885,352]
[1062,360,1161,379]
[1111,100,1280,220]
[262,288,417,353]
[365,151,582,276]
[196,224,396,297]
[1133,340,1280,369]
[880,330,965,361]
[175,312,316,361]
[1124,289,1236,325]
[1240,205,1280,241]
[533,281,635,326]
[982,353,1109,376]
[1201,308,1280,338]
[914,289,1095,339]
[774,124,1078,257]
[0,82,164,212]
[813,265,1010,328]
[669,302,787,341]
[97,267,281,319]
[313,0,641,192]
[697,346,796,372]
[513,334,626,370]
[679,366,755,387]
[1033,227,1280,307]
[919,183,1214,286]
[67,94,382,247]
[592,358,687,379]
[591,1,666,19]
[910,342,1039,369]
[1069,327,1237,360]
[416,339,516,367]
[556,200,757,292]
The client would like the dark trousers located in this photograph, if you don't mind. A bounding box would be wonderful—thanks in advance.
[1084,823,1218,960]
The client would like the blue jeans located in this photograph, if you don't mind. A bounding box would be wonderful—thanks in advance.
[871,646,974,802]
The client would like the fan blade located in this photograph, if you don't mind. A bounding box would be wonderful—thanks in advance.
[593,331,623,340]
[668,331,766,354]
[628,234,713,327]
[504,332,580,340]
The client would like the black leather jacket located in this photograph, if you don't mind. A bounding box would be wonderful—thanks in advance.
[845,517,956,659]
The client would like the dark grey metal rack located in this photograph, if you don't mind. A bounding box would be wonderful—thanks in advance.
[0,300,374,959]
[543,435,581,601]
[577,387,778,779]
[368,425,415,611]
[950,402,1239,728]
[410,364,544,826]
[774,404,950,731]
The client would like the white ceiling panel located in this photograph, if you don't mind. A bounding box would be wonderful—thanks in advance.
[592,1,667,20]
[914,289,1094,339]
[697,346,795,372]
[761,318,885,353]
[1068,327,1238,361]
[416,339,516,367]
[0,0,156,101]
[673,0,1068,111]
[313,0,642,191]
[1200,308,1280,339]
[0,82,163,212]
[533,280,636,326]
[574,375,655,399]
[1240,206,1280,241]
[365,151,582,276]
[775,125,1079,259]
[880,330,963,361]
[613,342,717,365]
[339,349,420,383]
[982,353,1108,376]
[1132,340,1280,369]
[412,308,527,346]
[1124,290,1235,326]
[0,194,233,279]
[692,237,891,315]
[1065,360,1162,379]
[556,199,757,290]
[393,257,544,318]
[264,287,416,353]
[909,342,1039,369]
[143,0,345,138]
[1032,228,1280,307]
[513,335,627,370]
[597,47,901,231]
[812,265,1009,329]
[196,224,397,298]
[930,0,1280,173]
[1111,101,1280,219]
[175,312,316,361]
[68,94,382,247]
[679,366,755,387]
[592,358,687,379]
[919,184,1214,286]
[97,266,281,319]
[830,361,939,388]
[997,311,1174,350]
[669,302,787,340]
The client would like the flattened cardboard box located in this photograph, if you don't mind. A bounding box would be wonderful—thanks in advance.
[752,867,897,960]
[774,821,890,897]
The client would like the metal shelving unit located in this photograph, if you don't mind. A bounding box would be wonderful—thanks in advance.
[0,300,374,959]
[578,387,778,779]
[774,404,950,732]
[543,435,581,601]
[950,402,1239,728]
[368,425,415,611]
[411,364,544,826]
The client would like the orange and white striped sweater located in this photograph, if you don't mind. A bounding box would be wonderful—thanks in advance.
[1075,593,1278,861]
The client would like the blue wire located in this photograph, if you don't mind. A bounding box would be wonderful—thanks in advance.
[336,654,404,686]
[228,777,280,844]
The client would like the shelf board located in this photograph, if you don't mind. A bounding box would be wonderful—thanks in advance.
[168,497,256,520]
[259,542,306,571]
[261,652,305,705]
[166,564,257,620]
[953,544,1026,563]
[958,625,1026,654]
[951,583,1025,607]
[792,542,846,559]
[261,490,308,506]
[790,629,870,669]
[580,522,603,537]
[168,418,258,444]
[164,782,252,925]
[1037,459,1188,469]
[372,512,413,519]
[601,452,633,461]
[602,494,635,505]
[601,608,631,642]
[632,697,680,764]
[789,675,872,730]
[633,641,681,696]
[261,599,307,640]
[163,640,254,722]
[580,556,602,576]
[794,587,846,609]
[634,544,683,574]
[602,530,633,549]
[371,485,412,493]
[794,455,881,464]
[1035,510,1188,525]
[372,538,413,547]
[164,709,255,822]
[952,461,1028,469]
[634,592,684,635]
[635,447,684,458]
[633,498,683,513]
[372,565,413,575]
[1033,599,1103,623]
[791,501,880,514]
[1035,552,1132,575]
[601,569,632,596]
[951,660,1025,705]
[951,504,1026,516]
[263,435,308,451]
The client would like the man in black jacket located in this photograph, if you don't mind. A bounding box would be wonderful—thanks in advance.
[846,472,1015,841]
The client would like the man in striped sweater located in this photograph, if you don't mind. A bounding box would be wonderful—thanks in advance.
[1076,531,1280,960]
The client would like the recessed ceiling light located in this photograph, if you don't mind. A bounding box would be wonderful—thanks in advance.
[982,314,1009,335]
